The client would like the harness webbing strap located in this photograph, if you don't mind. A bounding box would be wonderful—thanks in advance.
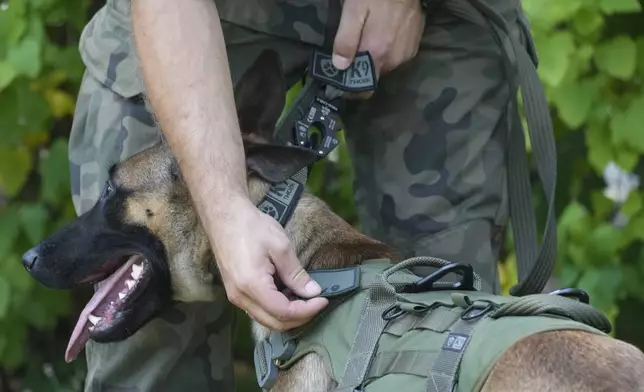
[366,351,436,381]
[333,282,394,392]
[444,0,558,297]
[425,316,486,392]
[324,0,342,52]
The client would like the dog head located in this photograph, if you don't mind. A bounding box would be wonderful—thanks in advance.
[21,49,321,362]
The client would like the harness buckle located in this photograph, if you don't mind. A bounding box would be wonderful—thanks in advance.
[401,262,476,294]
[253,333,297,390]
[254,338,278,390]
[548,287,590,305]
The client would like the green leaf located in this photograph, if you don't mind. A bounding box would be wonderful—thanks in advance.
[19,203,48,244]
[0,62,17,92]
[624,212,644,242]
[0,277,10,318]
[0,80,51,147]
[535,31,576,86]
[43,44,85,83]
[0,323,26,370]
[523,0,583,27]
[573,8,604,36]
[7,37,42,78]
[610,97,644,153]
[621,191,642,218]
[0,0,27,56]
[599,0,642,14]
[637,37,644,79]
[613,146,639,172]
[29,0,58,11]
[0,147,32,197]
[586,124,613,174]
[39,138,71,205]
[585,223,622,264]
[577,267,622,313]
[0,254,34,294]
[0,207,21,257]
[551,80,597,128]
[594,36,637,80]
[590,191,614,220]
[559,201,590,232]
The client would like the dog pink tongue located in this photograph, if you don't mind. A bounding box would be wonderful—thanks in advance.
[65,255,141,363]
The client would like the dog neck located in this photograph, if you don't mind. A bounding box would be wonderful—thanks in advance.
[248,177,401,271]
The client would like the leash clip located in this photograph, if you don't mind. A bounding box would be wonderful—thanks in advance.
[291,97,342,158]
[283,50,379,158]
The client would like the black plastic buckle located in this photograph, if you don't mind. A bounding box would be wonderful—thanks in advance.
[292,97,342,157]
[548,288,590,305]
[401,262,476,294]
[253,333,297,390]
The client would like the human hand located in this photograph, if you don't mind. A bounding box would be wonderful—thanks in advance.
[332,0,425,99]
[209,196,328,331]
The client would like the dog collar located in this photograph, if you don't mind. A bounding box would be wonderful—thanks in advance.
[257,167,308,227]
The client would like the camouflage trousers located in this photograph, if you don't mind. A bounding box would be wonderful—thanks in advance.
[68,0,538,390]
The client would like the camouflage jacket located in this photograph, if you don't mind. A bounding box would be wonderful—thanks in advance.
[79,0,330,99]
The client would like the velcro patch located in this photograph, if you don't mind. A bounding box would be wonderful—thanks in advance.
[309,51,377,93]
[442,333,470,353]
[257,178,304,226]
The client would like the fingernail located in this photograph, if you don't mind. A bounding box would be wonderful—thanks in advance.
[332,54,351,70]
[304,280,322,296]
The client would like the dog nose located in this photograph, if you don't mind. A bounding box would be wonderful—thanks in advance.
[22,248,39,271]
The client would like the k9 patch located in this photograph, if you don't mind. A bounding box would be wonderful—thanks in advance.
[309,50,378,93]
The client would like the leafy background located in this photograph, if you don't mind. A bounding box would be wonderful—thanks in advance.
[1,0,643,390]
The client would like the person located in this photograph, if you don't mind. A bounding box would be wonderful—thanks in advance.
[68,0,542,390]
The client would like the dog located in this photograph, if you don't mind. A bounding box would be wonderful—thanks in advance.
[22,50,644,391]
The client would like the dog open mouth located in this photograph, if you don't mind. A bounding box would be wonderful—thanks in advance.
[65,255,151,363]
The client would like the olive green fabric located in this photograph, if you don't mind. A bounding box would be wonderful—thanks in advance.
[273,260,608,392]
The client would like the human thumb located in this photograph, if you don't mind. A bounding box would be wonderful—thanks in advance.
[332,0,368,70]
[270,237,322,298]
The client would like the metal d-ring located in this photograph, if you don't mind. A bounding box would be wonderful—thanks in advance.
[382,304,406,321]
[460,300,496,321]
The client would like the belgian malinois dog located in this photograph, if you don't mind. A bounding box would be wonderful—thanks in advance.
[22,50,644,391]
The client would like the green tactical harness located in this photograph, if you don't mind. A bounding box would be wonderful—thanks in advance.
[254,257,612,392]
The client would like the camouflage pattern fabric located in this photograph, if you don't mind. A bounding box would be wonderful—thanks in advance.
[68,0,539,390]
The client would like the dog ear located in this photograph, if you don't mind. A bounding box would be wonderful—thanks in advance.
[234,50,286,142]
[245,144,320,184]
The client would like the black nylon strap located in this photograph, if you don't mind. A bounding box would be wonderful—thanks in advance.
[324,0,342,52]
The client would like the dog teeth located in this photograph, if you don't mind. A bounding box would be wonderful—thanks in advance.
[119,292,127,300]
[125,280,136,290]
[88,314,101,326]
[131,264,143,280]
[88,325,95,332]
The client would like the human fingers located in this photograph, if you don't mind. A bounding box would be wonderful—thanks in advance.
[332,0,368,70]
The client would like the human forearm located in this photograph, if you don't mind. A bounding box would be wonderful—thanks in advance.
[131,0,248,230]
